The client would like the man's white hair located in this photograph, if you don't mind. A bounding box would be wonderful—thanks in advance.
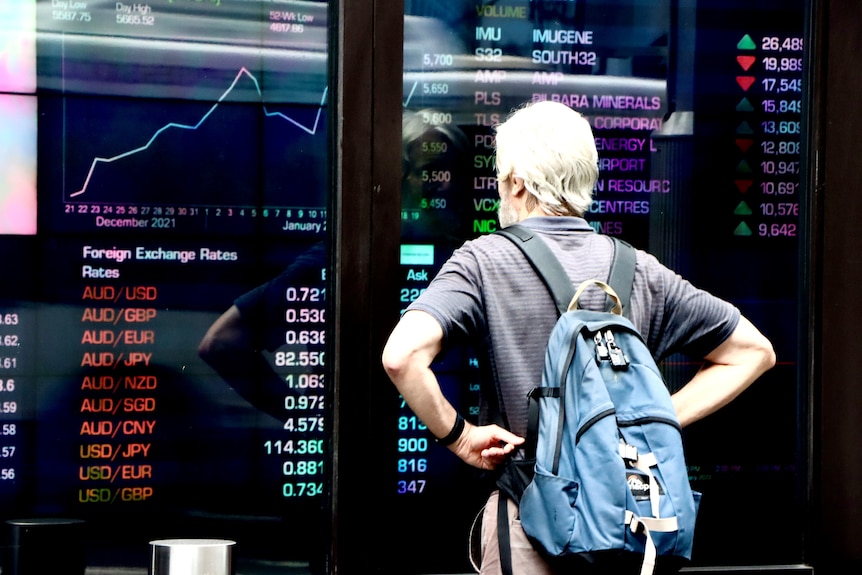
[494,101,598,217]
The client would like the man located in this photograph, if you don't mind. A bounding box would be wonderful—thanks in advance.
[381,101,776,574]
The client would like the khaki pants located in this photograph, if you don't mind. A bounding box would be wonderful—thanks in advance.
[470,491,683,575]
[470,490,556,575]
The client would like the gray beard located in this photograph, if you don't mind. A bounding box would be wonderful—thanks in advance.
[497,199,518,228]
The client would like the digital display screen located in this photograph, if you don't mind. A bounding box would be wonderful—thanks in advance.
[0,0,810,572]
[391,0,807,571]
[0,1,330,571]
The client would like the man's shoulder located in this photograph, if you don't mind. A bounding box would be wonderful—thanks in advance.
[453,229,524,257]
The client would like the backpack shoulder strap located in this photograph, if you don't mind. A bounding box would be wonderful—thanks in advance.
[495,224,636,315]
[495,224,573,315]
[607,237,636,316]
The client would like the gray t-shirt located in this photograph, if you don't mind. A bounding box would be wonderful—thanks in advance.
[407,216,740,437]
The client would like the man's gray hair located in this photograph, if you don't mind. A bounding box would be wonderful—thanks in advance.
[494,101,598,217]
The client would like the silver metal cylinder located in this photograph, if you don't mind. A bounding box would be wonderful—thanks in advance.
[149,538,235,575]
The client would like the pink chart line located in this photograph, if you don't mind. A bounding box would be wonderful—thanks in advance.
[70,67,329,199]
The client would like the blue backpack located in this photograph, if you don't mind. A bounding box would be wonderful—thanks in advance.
[493,226,700,575]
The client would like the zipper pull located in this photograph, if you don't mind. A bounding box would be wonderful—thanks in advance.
[594,332,610,363]
[604,329,629,370]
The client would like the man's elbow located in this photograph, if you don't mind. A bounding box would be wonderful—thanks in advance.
[758,335,777,374]
[727,315,777,377]
[742,325,776,379]
[381,343,407,383]
[381,310,443,384]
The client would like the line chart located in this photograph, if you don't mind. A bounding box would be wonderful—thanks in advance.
[70,67,329,199]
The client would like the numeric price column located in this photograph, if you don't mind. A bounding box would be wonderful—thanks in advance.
[392,246,483,497]
[0,308,27,502]
[271,280,327,501]
[731,33,803,240]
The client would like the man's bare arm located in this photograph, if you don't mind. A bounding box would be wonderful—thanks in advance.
[382,310,523,469]
[671,315,776,427]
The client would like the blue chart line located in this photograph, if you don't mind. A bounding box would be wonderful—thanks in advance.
[403,80,418,108]
[70,67,329,198]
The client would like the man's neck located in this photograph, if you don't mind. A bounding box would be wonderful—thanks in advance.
[519,206,554,221]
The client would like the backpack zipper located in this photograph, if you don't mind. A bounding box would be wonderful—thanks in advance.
[574,407,617,445]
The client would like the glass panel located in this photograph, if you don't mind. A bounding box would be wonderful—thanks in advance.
[395,0,807,571]
[0,2,331,573]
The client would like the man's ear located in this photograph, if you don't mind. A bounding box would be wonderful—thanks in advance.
[510,175,526,196]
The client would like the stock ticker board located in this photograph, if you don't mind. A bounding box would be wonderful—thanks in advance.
[391,0,806,570]
[0,0,808,572]
[0,1,330,569]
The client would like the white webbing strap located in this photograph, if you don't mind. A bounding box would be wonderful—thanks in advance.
[632,451,661,517]
[619,445,662,518]
[625,511,679,575]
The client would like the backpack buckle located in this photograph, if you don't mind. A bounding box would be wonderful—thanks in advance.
[594,332,611,362]
[619,439,638,463]
[603,330,629,370]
